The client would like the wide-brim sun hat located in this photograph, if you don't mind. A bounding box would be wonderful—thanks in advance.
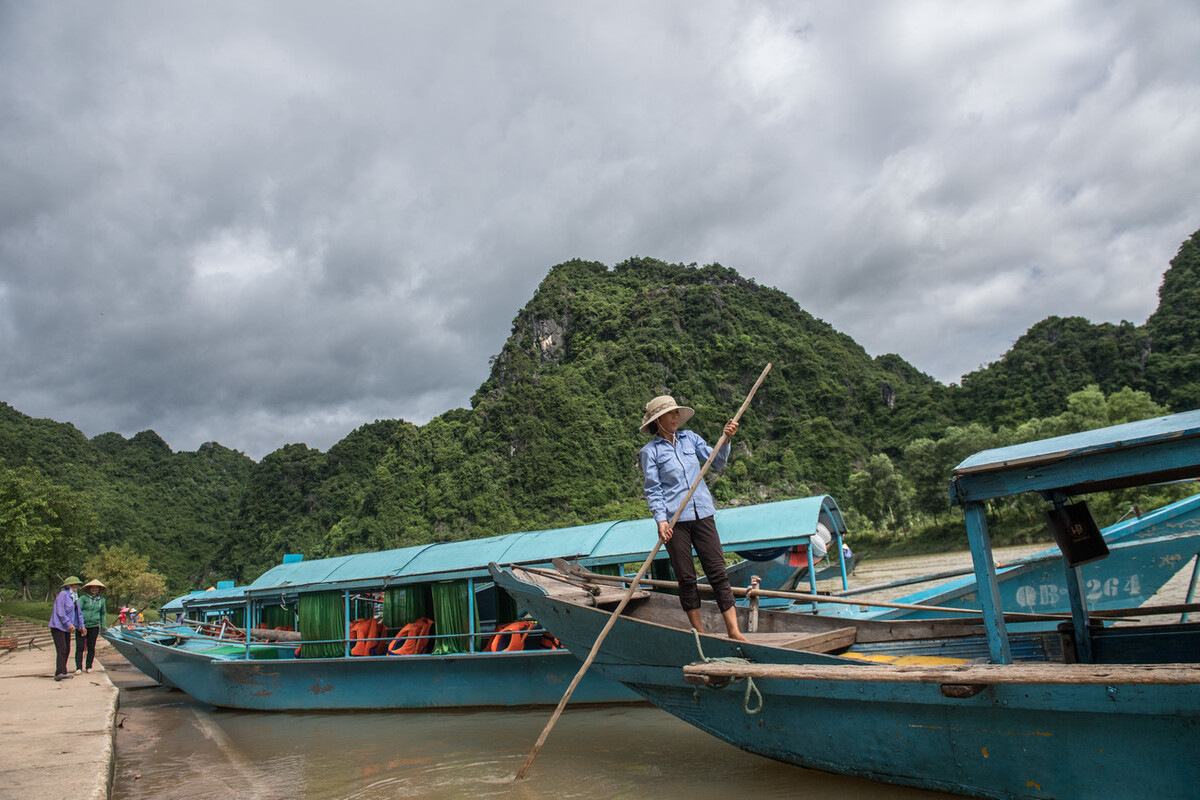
[82,579,106,591]
[640,395,694,435]
[61,576,83,587]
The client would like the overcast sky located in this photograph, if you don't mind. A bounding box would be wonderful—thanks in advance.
[3,2,1199,460]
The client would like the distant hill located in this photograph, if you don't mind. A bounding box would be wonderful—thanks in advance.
[0,403,254,588]
[3,229,1198,590]
[951,228,1200,423]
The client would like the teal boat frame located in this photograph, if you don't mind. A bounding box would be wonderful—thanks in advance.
[106,495,844,711]
[493,409,1200,799]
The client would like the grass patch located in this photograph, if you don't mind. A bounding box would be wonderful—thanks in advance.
[0,600,53,626]
[0,600,136,630]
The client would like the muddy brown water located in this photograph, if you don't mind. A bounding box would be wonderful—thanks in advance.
[107,544,1194,800]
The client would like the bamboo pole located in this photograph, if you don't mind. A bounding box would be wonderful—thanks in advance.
[514,363,771,781]
[535,564,1200,621]
[525,565,1069,622]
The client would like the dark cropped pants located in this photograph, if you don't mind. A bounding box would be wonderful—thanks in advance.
[51,627,72,677]
[75,626,100,670]
[664,515,736,613]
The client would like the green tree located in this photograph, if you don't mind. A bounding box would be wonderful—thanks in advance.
[0,463,94,598]
[847,454,910,530]
[83,544,151,610]
[129,571,168,609]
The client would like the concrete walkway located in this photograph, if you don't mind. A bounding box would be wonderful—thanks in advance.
[0,618,118,800]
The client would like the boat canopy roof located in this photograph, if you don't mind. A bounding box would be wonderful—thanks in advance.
[160,595,186,613]
[950,408,1200,504]
[244,495,844,598]
[165,585,251,612]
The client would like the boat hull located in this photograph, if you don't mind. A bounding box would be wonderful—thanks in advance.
[873,515,1200,622]
[497,572,1200,800]
[102,626,184,688]
[827,495,1200,622]
[645,670,1198,800]
[106,625,639,711]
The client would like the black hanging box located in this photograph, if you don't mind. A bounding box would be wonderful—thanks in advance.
[1044,501,1109,568]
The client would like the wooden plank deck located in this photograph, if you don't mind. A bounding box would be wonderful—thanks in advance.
[742,628,856,653]
[682,661,1200,685]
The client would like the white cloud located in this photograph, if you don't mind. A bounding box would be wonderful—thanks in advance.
[2,1,1198,457]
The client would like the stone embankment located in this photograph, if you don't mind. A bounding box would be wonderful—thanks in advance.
[0,616,119,800]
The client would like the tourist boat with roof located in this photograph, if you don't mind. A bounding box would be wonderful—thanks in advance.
[809,491,1200,624]
[492,409,1200,799]
[104,494,845,710]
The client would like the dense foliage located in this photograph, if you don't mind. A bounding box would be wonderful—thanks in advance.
[0,405,254,596]
[2,229,1198,597]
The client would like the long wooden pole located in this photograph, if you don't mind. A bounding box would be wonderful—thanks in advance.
[514,363,771,781]
[524,565,1072,622]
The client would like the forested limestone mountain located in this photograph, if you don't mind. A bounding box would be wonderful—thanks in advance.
[1144,228,1200,409]
[951,228,1200,424]
[228,257,949,578]
[3,229,1198,592]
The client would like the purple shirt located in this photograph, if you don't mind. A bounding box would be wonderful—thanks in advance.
[49,588,84,631]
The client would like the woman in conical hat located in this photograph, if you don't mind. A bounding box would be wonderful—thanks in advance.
[639,395,746,641]
[75,579,107,674]
[49,576,85,680]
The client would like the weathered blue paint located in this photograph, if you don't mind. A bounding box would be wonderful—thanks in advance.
[105,624,634,710]
[847,494,1200,622]
[492,409,1200,799]
[951,409,1200,662]
[950,409,1200,503]
[494,566,1200,800]
[109,495,839,710]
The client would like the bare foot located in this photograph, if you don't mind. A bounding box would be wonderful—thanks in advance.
[726,631,748,642]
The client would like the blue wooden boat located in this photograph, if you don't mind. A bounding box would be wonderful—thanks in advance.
[104,495,841,711]
[493,409,1200,799]
[819,492,1200,623]
[104,581,259,687]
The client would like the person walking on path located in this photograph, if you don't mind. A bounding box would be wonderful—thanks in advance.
[639,395,747,641]
[75,579,107,674]
[49,576,85,681]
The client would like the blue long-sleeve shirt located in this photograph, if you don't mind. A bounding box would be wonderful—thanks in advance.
[640,429,730,524]
[49,588,84,631]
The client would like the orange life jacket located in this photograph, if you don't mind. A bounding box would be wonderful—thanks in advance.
[539,632,562,650]
[486,620,536,652]
[349,618,387,656]
[387,617,434,656]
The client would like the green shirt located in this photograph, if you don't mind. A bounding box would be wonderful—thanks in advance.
[78,593,107,628]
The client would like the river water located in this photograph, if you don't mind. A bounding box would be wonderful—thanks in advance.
[107,543,1194,800]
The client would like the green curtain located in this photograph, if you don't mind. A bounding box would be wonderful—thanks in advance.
[382,585,432,629]
[351,597,376,621]
[430,580,479,655]
[259,604,295,629]
[495,586,519,626]
[592,564,621,577]
[297,591,345,658]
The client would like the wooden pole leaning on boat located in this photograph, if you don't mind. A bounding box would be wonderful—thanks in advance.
[514,362,772,781]
[535,565,1073,622]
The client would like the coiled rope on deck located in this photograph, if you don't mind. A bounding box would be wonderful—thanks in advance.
[690,628,763,714]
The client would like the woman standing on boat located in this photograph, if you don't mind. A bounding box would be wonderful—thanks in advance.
[640,395,747,642]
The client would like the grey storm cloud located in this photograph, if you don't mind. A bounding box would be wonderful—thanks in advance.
[2,1,1199,459]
